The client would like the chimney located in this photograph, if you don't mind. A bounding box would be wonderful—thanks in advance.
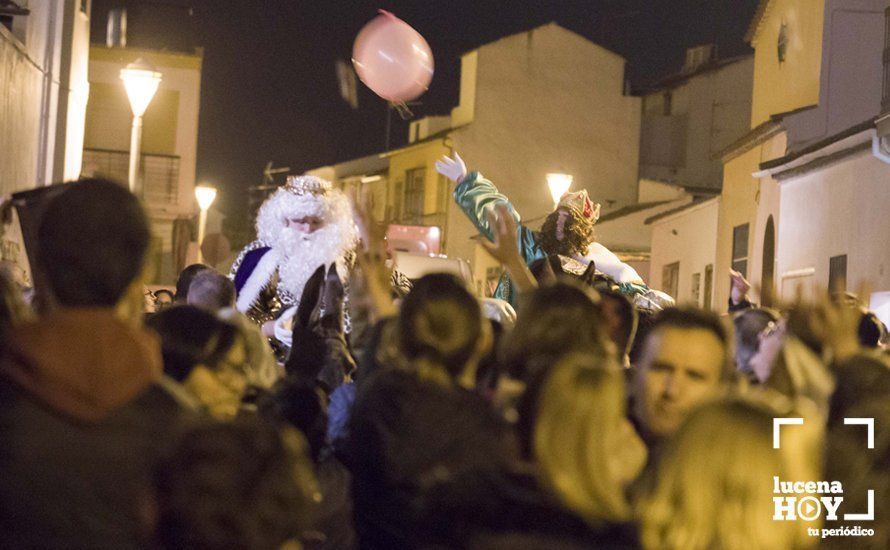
[106,8,127,48]
[682,44,717,74]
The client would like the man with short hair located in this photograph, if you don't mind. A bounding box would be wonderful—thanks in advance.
[0,179,194,548]
[174,263,211,304]
[733,307,780,379]
[631,307,733,449]
[187,269,236,312]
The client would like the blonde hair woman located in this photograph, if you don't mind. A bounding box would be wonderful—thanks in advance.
[638,398,814,550]
[533,353,647,526]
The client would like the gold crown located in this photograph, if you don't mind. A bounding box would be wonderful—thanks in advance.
[285,175,332,196]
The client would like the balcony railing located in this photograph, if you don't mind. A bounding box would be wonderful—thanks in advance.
[81,148,180,207]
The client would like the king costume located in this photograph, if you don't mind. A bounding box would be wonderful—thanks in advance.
[230,175,358,326]
[453,171,669,307]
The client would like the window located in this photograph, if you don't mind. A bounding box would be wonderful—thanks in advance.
[662,262,680,299]
[703,264,713,309]
[762,216,776,306]
[391,180,403,220]
[691,272,701,305]
[0,1,28,35]
[732,223,749,277]
[829,254,848,292]
[777,23,788,63]
[402,168,425,224]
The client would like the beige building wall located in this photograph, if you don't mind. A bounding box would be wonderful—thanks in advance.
[715,0,840,308]
[714,133,786,308]
[749,169,782,306]
[57,0,91,182]
[780,0,885,150]
[650,198,720,307]
[717,0,886,307]
[0,24,43,195]
[386,140,452,227]
[641,56,754,190]
[749,0,825,127]
[594,179,696,283]
[448,23,641,288]
[0,0,91,193]
[83,46,203,282]
[595,200,690,255]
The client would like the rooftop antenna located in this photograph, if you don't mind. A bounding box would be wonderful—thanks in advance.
[385,100,422,150]
[263,161,290,186]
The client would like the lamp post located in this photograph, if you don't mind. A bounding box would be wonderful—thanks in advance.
[120,58,162,194]
[194,185,217,264]
[546,173,573,206]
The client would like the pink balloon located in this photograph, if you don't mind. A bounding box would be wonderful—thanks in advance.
[352,11,434,103]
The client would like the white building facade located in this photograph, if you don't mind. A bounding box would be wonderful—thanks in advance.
[748,0,889,311]
[641,51,754,304]
[1,0,91,283]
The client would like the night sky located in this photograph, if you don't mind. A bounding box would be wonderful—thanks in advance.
[89,0,760,229]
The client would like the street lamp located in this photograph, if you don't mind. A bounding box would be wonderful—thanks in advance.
[194,185,217,264]
[546,173,573,206]
[120,58,162,194]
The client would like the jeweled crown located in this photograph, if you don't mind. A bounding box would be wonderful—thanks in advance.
[285,175,332,196]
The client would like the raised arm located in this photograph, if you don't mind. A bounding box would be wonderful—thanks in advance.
[436,153,521,242]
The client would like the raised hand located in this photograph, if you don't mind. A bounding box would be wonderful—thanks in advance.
[350,186,385,254]
[729,269,751,305]
[349,186,397,319]
[480,203,537,293]
[480,203,521,267]
[435,152,468,183]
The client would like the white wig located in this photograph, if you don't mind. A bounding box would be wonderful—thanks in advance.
[255,175,357,253]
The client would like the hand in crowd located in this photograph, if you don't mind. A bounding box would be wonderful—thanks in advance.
[350,187,397,319]
[729,269,750,305]
[814,290,866,362]
[482,203,537,293]
[776,285,866,365]
[435,151,468,183]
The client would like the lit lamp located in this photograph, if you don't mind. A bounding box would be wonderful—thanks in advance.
[546,173,573,206]
[120,58,162,194]
[194,185,217,264]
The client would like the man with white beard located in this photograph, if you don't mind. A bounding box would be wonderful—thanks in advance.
[230,175,358,339]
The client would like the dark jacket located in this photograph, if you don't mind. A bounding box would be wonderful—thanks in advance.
[0,309,196,549]
[344,368,517,550]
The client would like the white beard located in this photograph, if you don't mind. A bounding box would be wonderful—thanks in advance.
[276,225,349,300]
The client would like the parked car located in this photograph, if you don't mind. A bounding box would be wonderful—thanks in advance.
[393,252,473,285]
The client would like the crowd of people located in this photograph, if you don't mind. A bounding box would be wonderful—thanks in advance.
[0,162,887,549]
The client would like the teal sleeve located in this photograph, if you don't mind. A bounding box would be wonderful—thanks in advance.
[618,282,650,296]
[452,171,521,242]
[453,171,545,268]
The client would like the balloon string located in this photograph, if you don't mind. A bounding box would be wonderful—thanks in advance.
[391,102,414,119]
